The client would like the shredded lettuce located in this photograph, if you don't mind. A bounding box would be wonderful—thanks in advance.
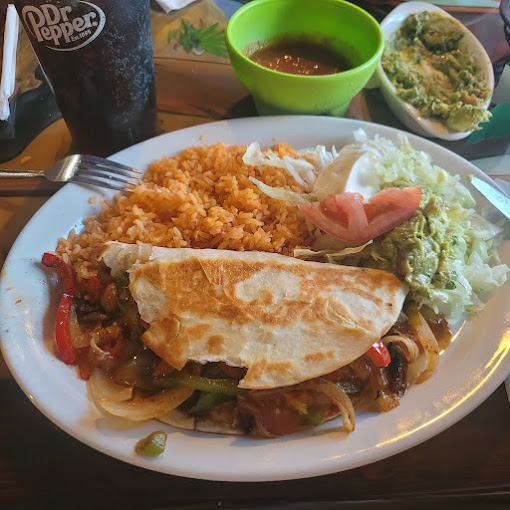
[243,142,317,190]
[303,144,339,169]
[294,241,373,262]
[249,177,316,204]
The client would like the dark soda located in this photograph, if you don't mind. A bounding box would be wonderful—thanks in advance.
[14,0,157,156]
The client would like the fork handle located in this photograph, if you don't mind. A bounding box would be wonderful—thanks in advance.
[0,169,45,178]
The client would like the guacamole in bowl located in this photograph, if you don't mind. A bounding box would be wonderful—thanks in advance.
[382,10,491,133]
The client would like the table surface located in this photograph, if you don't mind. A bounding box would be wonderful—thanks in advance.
[1,2,510,509]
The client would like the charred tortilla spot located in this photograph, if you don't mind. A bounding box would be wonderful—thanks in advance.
[219,303,244,322]
[187,324,210,341]
[207,335,225,354]
[267,361,292,374]
[259,289,274,306]
[304,352,326,362]
[247,360,267,381]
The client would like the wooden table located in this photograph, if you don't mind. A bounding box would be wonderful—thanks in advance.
[1,2,510,509]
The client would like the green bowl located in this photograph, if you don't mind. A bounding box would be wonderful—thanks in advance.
[226,0,384,117]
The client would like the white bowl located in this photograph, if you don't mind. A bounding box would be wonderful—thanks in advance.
[375,1,494,141]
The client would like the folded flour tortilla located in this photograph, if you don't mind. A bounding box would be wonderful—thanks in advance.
[100,242,407,390]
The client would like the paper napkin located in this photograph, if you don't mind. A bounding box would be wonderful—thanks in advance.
[154,0,197,13]
[0,4,19,121]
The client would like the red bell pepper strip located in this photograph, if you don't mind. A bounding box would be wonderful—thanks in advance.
[87,276,103,301]
[42,252,77,365]
[366,340,391,368]
[105,334,125,358]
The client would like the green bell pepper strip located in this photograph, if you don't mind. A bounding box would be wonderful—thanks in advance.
[304,406,323,426]
[154,372,247,396]
[135,431,167,457]
[187,391,231,415]
[114,272,131,313]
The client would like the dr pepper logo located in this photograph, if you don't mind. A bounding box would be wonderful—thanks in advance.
[22,2,106,51]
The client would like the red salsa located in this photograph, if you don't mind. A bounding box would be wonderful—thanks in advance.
[248,37,353,76]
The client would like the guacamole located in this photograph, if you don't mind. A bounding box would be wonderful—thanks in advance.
[382,11,491,132]
[335,192,454,302]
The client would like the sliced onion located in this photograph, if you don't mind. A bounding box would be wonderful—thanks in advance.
[238,378,356,435]
[413,312,440,384]
[157,408,196,430]
[284,392,308,415]
[89,370,193,421]
[407,353,428,384]
[89,370,133,403]
[300,379,355,432]
[238,397,279,439]
[382,334,421,363]
[89,332,111,362]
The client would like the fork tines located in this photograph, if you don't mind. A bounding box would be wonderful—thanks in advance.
[75,155,142,191]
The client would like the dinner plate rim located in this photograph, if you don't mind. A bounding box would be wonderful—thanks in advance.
[1,115,509,482]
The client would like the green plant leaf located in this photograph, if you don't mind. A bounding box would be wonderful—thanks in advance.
[179,19,194,53]
[174,20,228,58]
[194,23,227,58]
[167,29,178,43]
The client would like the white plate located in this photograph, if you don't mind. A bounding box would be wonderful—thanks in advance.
[1,116,509,482]
[375,1,494,141]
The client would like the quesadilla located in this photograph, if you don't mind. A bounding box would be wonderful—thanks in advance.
[100,242,407,389]
[84,241,408,436]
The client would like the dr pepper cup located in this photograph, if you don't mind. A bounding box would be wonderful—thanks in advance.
[14,0,157,156]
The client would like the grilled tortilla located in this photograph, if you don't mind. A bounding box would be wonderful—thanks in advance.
[100,242,407,390]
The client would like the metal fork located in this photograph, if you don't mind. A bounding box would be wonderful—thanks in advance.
[0,154,142,191]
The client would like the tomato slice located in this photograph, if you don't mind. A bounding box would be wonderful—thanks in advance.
[298,187,422,243]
